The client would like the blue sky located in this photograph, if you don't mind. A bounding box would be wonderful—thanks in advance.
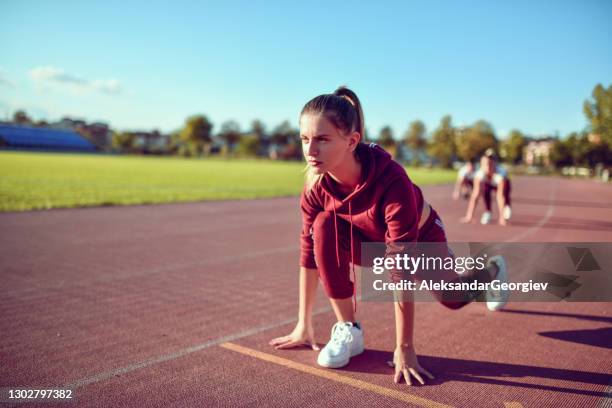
[1,0,610,139]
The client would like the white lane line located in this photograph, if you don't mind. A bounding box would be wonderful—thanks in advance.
[1,245,298,297]
[504,178,558,243]
[62,303,335,390]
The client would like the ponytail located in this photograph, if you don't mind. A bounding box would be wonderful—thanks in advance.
[333,86,365,143]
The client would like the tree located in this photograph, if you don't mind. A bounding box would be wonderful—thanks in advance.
[377,126,395,147]
[13,110,31,125]
[583,83,612,148]
[564,132,591,166]
[500,129,527,164]
[455,120,498,161]
[179,115,213,156]
[270,120,299,145]
[167,130,182,155]
[403,120,427,150]
[427,115,456,168]
[236,120,267,158]
[584,139,611,166]
[402,120,427,165]
[111,131,136,152]
[218,120,242,152]
[250,119,267,143]
[549,139,573,168]
[236,134,260,157]
[376,126,396,157]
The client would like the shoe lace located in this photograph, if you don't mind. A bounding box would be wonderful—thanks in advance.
[330,323,353,346]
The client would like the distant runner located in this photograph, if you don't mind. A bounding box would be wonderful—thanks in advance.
[461,150,512,225]
[453,161,475,200]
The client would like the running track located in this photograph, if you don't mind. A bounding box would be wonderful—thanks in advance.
[1,176,611,407]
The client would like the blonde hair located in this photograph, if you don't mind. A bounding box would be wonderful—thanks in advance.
[300,86,365,191]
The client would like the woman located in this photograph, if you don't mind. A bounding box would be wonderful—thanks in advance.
[269,86,508,385]
[460,151,512,225]
[452,161,475,200]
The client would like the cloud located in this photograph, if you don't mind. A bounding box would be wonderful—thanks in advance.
[28,66,123,95]
[91,79,122,94]
[0,68,16,88]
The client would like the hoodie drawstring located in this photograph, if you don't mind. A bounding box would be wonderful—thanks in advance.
[349,201,356,314]
[332,199,340,269]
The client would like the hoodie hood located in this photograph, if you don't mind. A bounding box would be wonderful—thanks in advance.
[319,142,395,205]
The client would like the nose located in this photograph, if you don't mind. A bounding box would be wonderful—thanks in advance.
[305,140,318,157]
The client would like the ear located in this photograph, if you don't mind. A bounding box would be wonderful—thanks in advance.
[348,131,361,151]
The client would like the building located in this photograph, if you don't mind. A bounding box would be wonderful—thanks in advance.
[51,118,111,149]
[523,138,555,166]
[131,130,169,153]
[0,124,97,152]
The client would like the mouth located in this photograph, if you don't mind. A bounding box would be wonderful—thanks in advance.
[308,160,323,167]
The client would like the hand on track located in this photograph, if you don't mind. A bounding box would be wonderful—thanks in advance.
[269,323,320,351]
[391,345,434,386]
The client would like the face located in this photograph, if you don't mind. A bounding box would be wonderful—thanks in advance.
[481,156,495,174]
[300,113,359,175]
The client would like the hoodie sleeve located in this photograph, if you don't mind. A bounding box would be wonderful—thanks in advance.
[300,186,322,269]
[383,173,422,282]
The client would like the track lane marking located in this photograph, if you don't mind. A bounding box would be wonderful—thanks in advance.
[504,177,557,243]
[219,342,453,408]
[61,303,338,390]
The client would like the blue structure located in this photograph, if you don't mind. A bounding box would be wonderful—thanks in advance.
[0,124,97,152]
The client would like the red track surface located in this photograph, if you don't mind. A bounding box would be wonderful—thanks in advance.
[1,176,611,407]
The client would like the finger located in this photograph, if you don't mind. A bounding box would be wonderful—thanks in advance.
[269,336,290,346]
[403,369,412,386]
[409,368,425,385]
[419,367,435,380]
[274,340,301,350]
[394,369,402,384]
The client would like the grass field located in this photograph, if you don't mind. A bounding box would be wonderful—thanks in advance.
[0,151,456,212]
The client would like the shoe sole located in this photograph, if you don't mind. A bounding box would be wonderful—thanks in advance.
[317,345,364,369]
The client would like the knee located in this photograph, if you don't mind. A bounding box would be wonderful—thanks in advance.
[312,211,335,236]
[322,283,354,300]
[441,300,469,310]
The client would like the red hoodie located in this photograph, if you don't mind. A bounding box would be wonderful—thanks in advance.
[300,142,425,270]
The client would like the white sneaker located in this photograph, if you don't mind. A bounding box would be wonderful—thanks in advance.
[503,205,512,220]
[486,255,509,311]
[480,211,492,225]
[317,322,364,368]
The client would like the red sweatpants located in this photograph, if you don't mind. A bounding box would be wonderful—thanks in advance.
[311,207,479,309]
